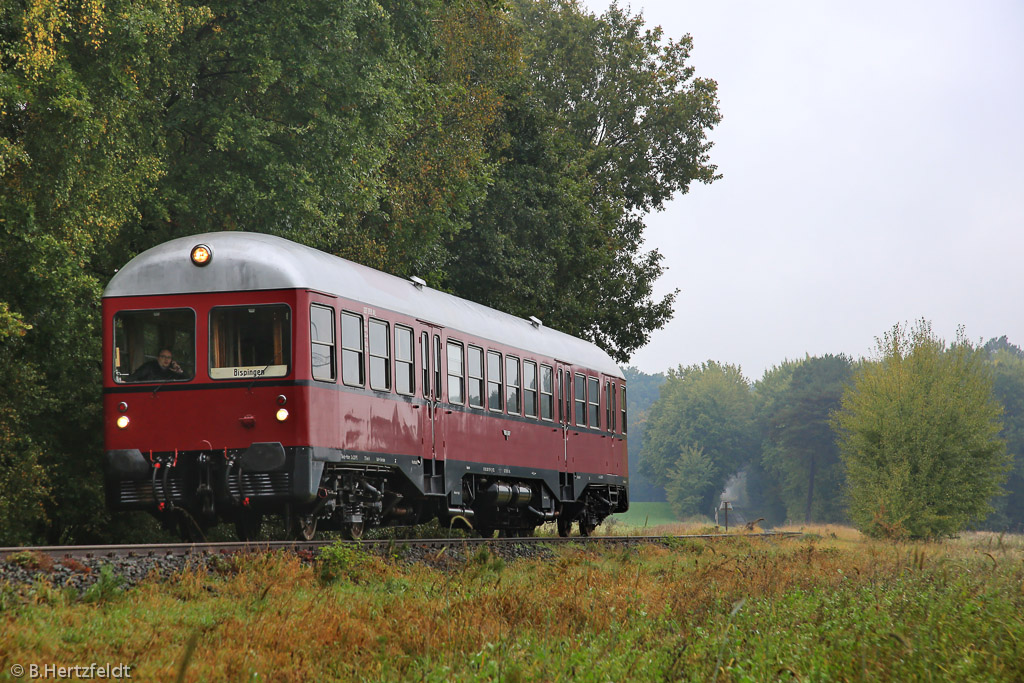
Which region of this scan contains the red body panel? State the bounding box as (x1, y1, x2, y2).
(104, 289, 627, 478)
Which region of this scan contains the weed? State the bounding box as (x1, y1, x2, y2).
(81, 565, 125, 603)
(7, 550, 54, 572)
(317, 542, 381, 585)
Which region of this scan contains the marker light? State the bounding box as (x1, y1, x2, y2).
(190, 244, 213, 266)
(116, 415, 130, 429)
(276, 408, 290, 422)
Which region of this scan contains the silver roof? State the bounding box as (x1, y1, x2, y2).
(104, 232, 623, 378)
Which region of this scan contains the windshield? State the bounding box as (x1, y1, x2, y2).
(210, 305, 291, 379)
(113, 309, 196, 383)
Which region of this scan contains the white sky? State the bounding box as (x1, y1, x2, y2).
(580, 0, 1024, 380)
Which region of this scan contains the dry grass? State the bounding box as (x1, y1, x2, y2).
(2, 532, 1023, 681)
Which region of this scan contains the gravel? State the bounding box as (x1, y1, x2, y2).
(0, 540, 565, 599)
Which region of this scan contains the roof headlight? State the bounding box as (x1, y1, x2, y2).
(190, 244, 213, 266)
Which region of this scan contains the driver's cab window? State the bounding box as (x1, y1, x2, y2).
(113, 309, 196, 383)
(210, 305, 291, 379)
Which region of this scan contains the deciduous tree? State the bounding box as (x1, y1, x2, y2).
(760, 355, 852, 524)
(444, 0, 721, 361)
(833, 321, 1009, 539)
(642, 362, 756, 519)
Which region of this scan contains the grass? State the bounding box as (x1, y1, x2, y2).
(2, 530, 1023, 681)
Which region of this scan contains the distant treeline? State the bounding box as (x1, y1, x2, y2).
(627, 326, 1021, 538)
(0, 0, 721, 544)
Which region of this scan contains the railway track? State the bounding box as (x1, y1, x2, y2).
(0, 531, 803, 561)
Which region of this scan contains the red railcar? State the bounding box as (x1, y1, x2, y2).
(103, 232, 628, 539)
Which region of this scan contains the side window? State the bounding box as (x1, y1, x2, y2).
(341, 312, 364, 387)
(523, 361, 538, 419)
(369, 318, 390, 391)
(574, 373, 587, 426)
(487, 350, 503, 412)
(588, 376, 600, 428)
(447, 340, 465, 405)
(468, 346, 484, 409)
(506, 356, 521, 415)
(421, 332, 429, 398)
(622, 385, 628, 434)
(310, 304, 336, 382)
(540, 365, 554, 421)
(395, 325, 414, 395)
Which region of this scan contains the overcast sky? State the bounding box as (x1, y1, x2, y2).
(580, 0, 1024, 380)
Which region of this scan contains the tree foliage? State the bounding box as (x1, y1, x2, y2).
(833, 321, 1009, 539)
(759, 354, 852, 524)
(981, 339, 1024, 530)
(642, 362, 756, 519)
(443, 0, 721, 362)
(0, 0, 716, 543)
(621, 366, 666, 502)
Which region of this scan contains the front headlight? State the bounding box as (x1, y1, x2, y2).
(275, 408, 289, 422)
(116, 415, 130, 429)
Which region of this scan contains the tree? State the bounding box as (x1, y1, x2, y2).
(981, 340, 1024, 530)
(759, 355, 852, 524)
(443, 0, 721, 362)
(621, 366, 666, 502)
(0, 0, 519, 543)
(642, 362, 757, 519)
(833, 321, 1009, 539)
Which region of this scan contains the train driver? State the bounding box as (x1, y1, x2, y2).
(127, 348, 185, 382)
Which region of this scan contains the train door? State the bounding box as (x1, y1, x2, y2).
(556, 362, 580, 469)
(418, 326, 446, 494)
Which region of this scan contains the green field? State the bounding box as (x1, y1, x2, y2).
(607, 501, 683, 530)
(3, 530, 1024, 681)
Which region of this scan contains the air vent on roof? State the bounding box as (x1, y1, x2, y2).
(409, 276, 426, 289)
(529, 316, 543, 328)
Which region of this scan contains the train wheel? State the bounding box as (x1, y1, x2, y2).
(341, 521, 365, 541)
(234, 511, 263, 542)
(290, 515, 317, 541)
(578, 519, 594, 537)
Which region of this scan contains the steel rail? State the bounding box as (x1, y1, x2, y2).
(0, 532, 803, 561)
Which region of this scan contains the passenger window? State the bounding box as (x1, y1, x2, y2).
(310, 304, 336, 382)
(506, 356, 521, 415)
(588, 376, 600, 428)
(574, 373, 587, 426)
(447, 340, 465, 405)
(369, 319, 391, 391)
(487, 351, 503, 412)
(523, 361, 538, 419)
(210, 305, 291, 380)
(395, 325, 414, 395)
(341, 312, 364, 387)
(540, 365, 554, 421)
(622, 385, 628, 434)
(468, 346, 484, 409)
